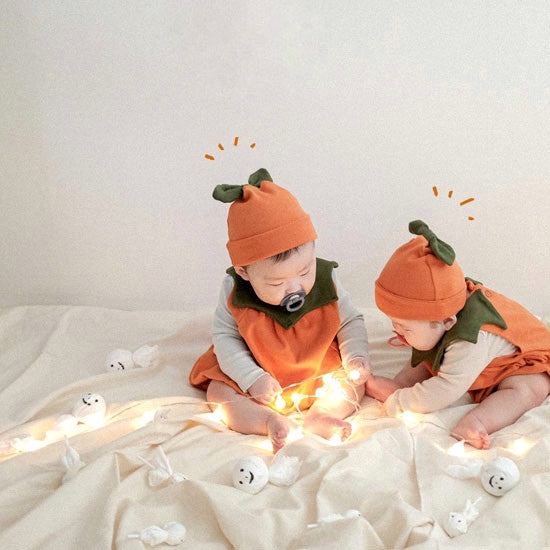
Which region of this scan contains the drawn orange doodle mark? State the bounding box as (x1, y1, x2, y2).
(204, 137, 256, 160)
(432, 186, 475, 221)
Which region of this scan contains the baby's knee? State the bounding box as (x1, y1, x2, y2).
(206, 380, 234, 403)
(502, 373, 550, 408)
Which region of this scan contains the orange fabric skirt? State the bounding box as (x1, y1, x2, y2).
(189, 341, 342, 415)
(468, 349, 550, 403)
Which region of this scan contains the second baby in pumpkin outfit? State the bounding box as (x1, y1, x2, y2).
(190, 169, 371, 452)
(366, 220, 550, 449)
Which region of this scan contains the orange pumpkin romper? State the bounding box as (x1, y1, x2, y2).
(420, 280, 550, 403)
(189, 261, 345, 414)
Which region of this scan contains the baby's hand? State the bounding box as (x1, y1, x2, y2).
(345, 357, 371, 385)
(248, 373, 282, 405)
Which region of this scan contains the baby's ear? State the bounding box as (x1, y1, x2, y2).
(234, 266, 249, 280)
(442, 315, 458, 331)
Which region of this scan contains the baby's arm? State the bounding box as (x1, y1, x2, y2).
(333, 271, 371, 383)
(365, 375, 402, 402)
(393, 360, 433, 387)
(382, 336, 497, 415)
(366, 361, 431, 402)
(212, 276, 275, 395)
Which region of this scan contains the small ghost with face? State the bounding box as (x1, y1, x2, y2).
(105, 345, 159, 371)
(232, 456, 270, 494)
(72, 392, 107, 427)
(446, 455, 520, 497)
(105, 348, 134, 371)
(480, 457, 520, 496)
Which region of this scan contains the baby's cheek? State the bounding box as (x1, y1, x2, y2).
(259, 290, 281, 306)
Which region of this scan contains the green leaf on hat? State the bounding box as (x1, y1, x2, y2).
(409, 220, 456, 265)
(212, 168, 272, 203)
(212, 184, 244, 203)
(248, 168, 272, 186)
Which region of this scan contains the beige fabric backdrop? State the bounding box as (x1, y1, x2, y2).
(1, 306, 549, 549)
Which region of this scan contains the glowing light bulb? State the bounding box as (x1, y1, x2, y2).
(332, 386, 348, 400)
(258, 439, 273, 451)
(11, 435, 45, 453)
(141, 409, 156, 424)
(448, 439, 466, 457)
(286, 427, 304, 443)
(274, 394, 286, 410)
(85, 416, 106, 430)
(348, 369, 361, 382)
(508, 437, 531, 456)
(133, 409, 156, 429)
(211, 405, 226, 425)
(315, 386, 327, 398)
(45, 429, 63, 442)
(291, 392, 304, 404)
(399, 410, 421, 428)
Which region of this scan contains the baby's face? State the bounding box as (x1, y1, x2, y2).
(236, 241, 316, 307)
(390, 318, 449, 350)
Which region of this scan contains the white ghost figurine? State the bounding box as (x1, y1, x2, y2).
(232, 456, 270, 494)
(480, 456, 520, 496)
(72, 392, 107, 427)
(446, 456, 520, 497)
(105, 344, 159, 371)
(127, 521, 186, 546)
(268, 454, 302, 486)
(138, 445, 189, 487)
(60, 435, 85, 482)
(444, 497, 482, 537)
(308, 509, 361, 528)
(163, 522, 187, 545)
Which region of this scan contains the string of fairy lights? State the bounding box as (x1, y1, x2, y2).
(0, 365, 539, 458)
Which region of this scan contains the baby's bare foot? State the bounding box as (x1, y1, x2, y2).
(267, 414, 294, 453)
(303, 412, 352, 442)
(452, 412, 491, 450)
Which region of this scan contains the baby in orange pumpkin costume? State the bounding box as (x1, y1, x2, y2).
(190, 169, 371, 452)
(366, 220, 550, 449)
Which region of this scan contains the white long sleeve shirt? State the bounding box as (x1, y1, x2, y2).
(211, 270, 369, 392)
(383, 330, 517, 416)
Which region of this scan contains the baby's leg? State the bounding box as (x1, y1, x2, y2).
(206, 380, 294, 453)
(303, 378, 365, 442)
(452, 372, 550, 449)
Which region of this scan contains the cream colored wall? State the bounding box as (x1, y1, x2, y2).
(2, 2, 549, 313)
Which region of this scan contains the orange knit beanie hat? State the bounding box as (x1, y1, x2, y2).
(213, 168, 317, 266)
(375, 220, 467, 321)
